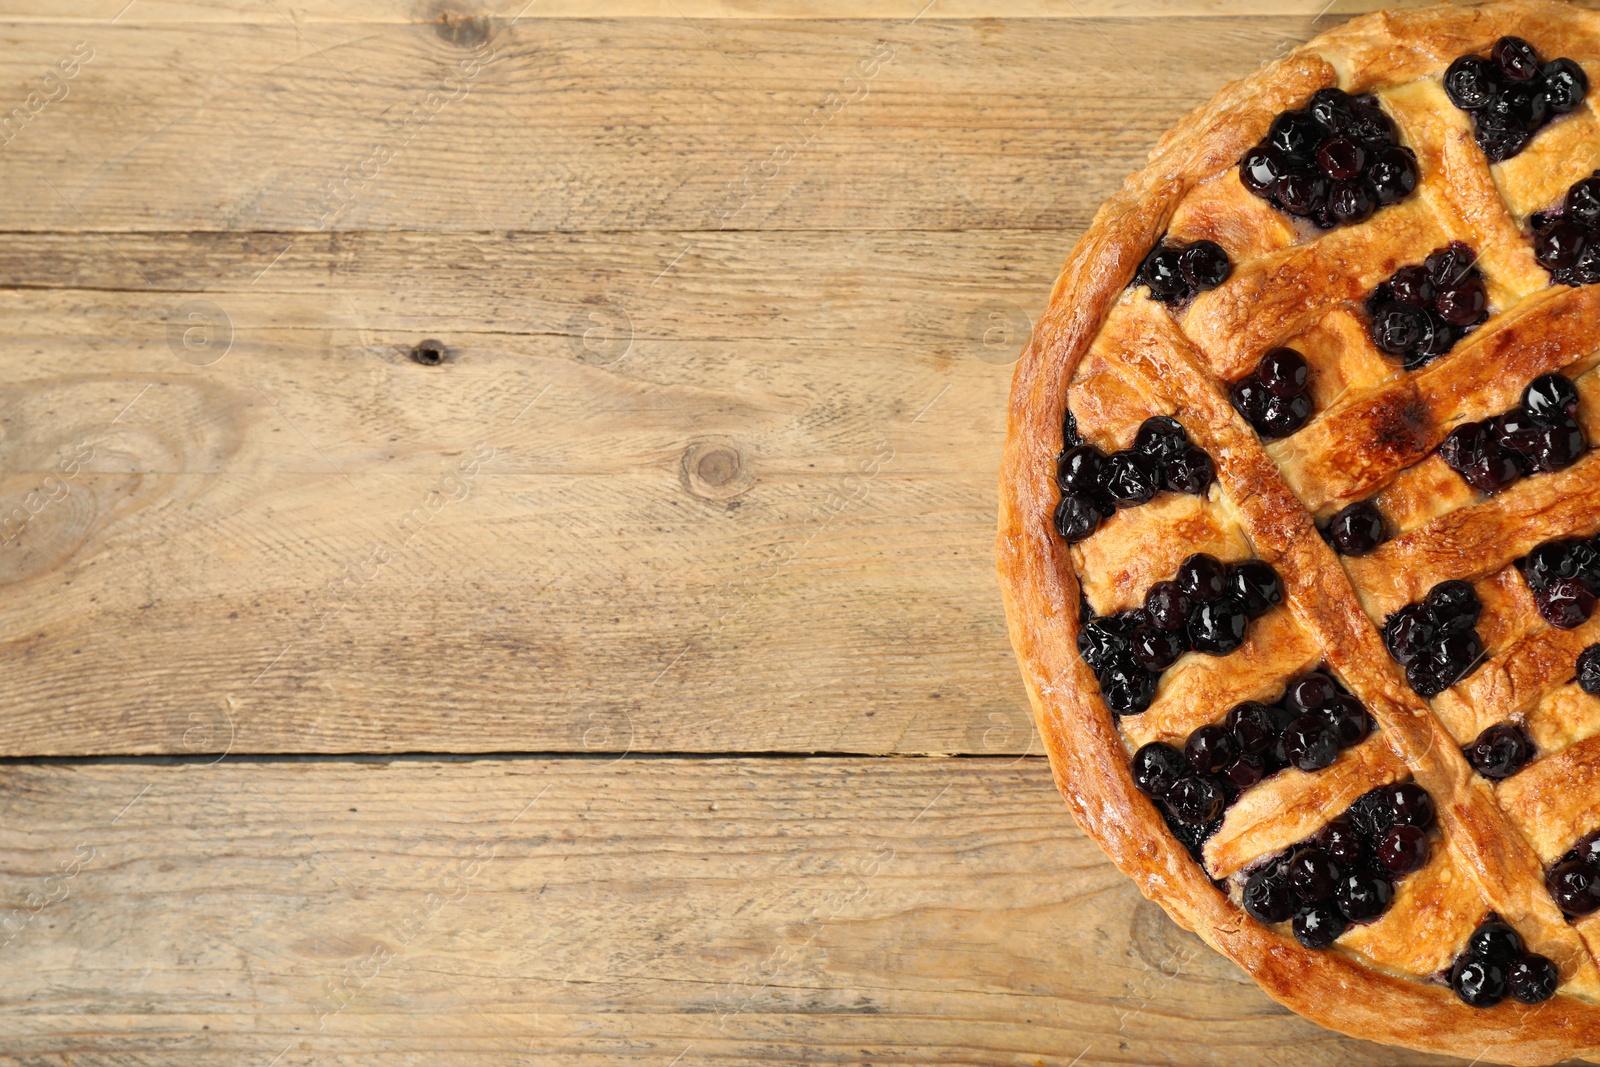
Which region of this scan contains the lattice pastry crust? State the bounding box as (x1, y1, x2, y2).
(996, 3, 1600, 1062)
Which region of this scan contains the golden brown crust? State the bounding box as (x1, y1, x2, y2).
(996, 3, 1600, 1062)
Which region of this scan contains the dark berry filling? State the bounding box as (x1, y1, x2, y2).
(1240, 781, 1435, 945)
(1137, 238, 1232, 306)
(1077, 553, 1283, 715)
(1052, 415, 1217, 544)
(1577, 643, 1600, 696)
(1382, 580, 1486, 697)
(1322, 501, 1388, 557)
(1534, 172, 1600, 286)
(1438, 374, 1586, 495)
(1444, 38, 1588, 163)
(1239, 88, 1417, 228)
(1366, 243, 1489, 370)
(1463, 722, 1534, 780)
(1516, 533, 1600, 630)
(1229, 346, 1314, 440)
(1447, 914, 1559, 1006)
(1549, 828, 1600, 919)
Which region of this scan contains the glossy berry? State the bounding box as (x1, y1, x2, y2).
(1577, 644, 1600, 696)
(1292, 903, 1347, 949)
(1426, 580, 1481, 633)
(1508, 954, 1560, 1004)
(1131, 741, 1188, 798)
(1568, 175, 1600, 228)
(1165, 775, 1224, 825)
(1239, 144, 1287, 196)
(1229, 375, 1268, 424)
(1062, 410, 1081, 450)
(1388, 265, 1434, 308)
(1227, 701, 1278, 756)
(1492, 36, 1540, 82)
(1141, 245, 1189, 302)
(1326, 501, 1386, 556)
(1281, 713, 1340, 772)
(1316, 818, 1366, 867)
(1268, 110, 1323, 161)
(1535, 220, 1587, 269)
(1335, 867, 1393, 922)
(1431, 629, 1485, 689)
(1078, 616, 1131, 672)
(1056, 492, 1107, 543)
(1426, 242, 1477, 289)
(1133, 416, 1188, 465)
(1466, 723, 1532, 779)
(1056, 444, 1106, 495)
(1275, 171, 1328, 217)
(1258, 347, 1308, 397)
(1537, 576, 1595, 629)
(1188, 597, 1249, 656)
(1478, 119, 1531, 163)
(1176, 554, 1228, 603)
(1383, 604, 1436, 666)
(1178, 241, 1231, 290)
(1316, 136, 1364, 180)
(1143, 581, 1192, 633)
(1164, 447, 1215, 495)
(1307, 87, 1353, 132)
(1543, 57, 1589, 113)
(1324, 694, 1371, 747)
(1445, 55, 1499, 110)
(1435, 277, 1488, 327)
(1131, 628, 1183, 672)
(1548, 858, 1600, 917)
(1220, 751, 1267, 792)
(1327, 179, 1375, 225)
(1258, 391, 1312, 439)
(1376, 824, 1430, 875)
(1347, 788, 1398, 841)
(1242, 864, 1295, 924)
(1104, 450, 1160, 507)
(1523, 539, 1575, 592)
(1371, 304, 1425, 355)
(1386, 782, 1436, 830)
(1452, 956, 1508, 1008)
(1100, 662, 1158, 715)
(1571, 828, 1600, 868)
(1466, 920, 1523, 967)
(1284, 673, 1336, 715)
(1367, 146, 1418, 205)
(1523, 374, 1580, 423)
(1287, 846, 1339, 902)
(1054, 494, 1103, 543)
(1227, 560, 1283, 617)
(1185, 724, 1238, 776)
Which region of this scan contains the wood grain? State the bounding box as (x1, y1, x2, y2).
(0, 757, 1485, 1066)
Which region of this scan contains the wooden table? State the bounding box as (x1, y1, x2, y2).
(0, 1, 1513, 1063)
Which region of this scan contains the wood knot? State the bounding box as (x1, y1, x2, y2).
(681, 439, 754, 503)
(433, 10, 491, 48)
(411, 339, 448, 366)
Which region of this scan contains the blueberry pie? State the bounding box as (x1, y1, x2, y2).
(996, 4, 1600, 1062)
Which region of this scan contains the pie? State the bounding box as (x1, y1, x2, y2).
(993, 3, 1600, 1063)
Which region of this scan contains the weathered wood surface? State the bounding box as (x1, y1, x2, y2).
(0, 758, 1486, 1066)
(0, 12, 1369, 755)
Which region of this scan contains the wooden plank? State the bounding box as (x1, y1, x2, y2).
(0, 17, 1322, 234)
(0, 228, 1051, 755)
(0, 756, 1473, 1065)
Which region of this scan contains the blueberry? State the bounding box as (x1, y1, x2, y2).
(1523, 374, 1580, 423)
(1383, 603, 1436, 666)
(1133, 416, 1188, 464)
(1056, 444, 1106, 495)
(1165, 774, 1224, 825)
(1281, 713, 1339, 772)
(1425, 580, 1481, 633)
(1367, 146, 1418, 205)
(1577, 644, 1600, 696)
(1385, 782, 1435, 830)
(1143, 581, 1192, 633)
(1185, 724, 1238, 776)
(1388, 264, 1435, 308)
(1258, 391, 1312, 439)
(1461, 444, 1522, 493)
(1054, 494, 1104, 542)
(1141, 245, 1190, 303)
(1477, 117, 1531, 162)
(1537, 576, 1596, 629)
(1286, 845, 1340, 902)
(1258, 347, 1308, 398)
(1243, 863, 1296, 924)
(1467, 920, 1524, 967)
(1486, 83, 1548, 130)
(1324, 694, 1371, 747)
(1406, 310, 1453, 366)
(1220, 751, 1267, 792)
(1535, 219, 1587, 271)
(1178, 240, 1231, 290)
(1131, 741, 1188, 798)
(1335, 867, 1394, 922)
(1523, 539, 1576, 592)
(1567, 175, 1600, 228)
(1062, 409, 1082, 449)
(1226, 560, 1283, 617)
(1292, 902, 1347, 949)
(1188, 597, 1249, 656)
(1530, 417, 1585, 473)
(1371, 303, 1425, 355)
(1548, 857, 1600, 917)
(1239, 143, 1288, 196)
(1104, 450, 1160, 507)
(1495, 407, 1546, 467)
(1452, 955, 1508, 1008)
(1445, 55, 1500, 110)
(1163, 809, 1222, 861)
(1507, 954, 1559, 1004)
(1435, 277, 1488, 327)
(1406, 658, 1450, 698)
(1326, 502, 1386, 556)
(1542, 57, 1588, 113)
(1099, 661, 1158, 715)
(1227, 701, 1278, 756)
(1316, 136, 1364, 180)
(1176, 553, 1228, 603)
(1284, 672, 1337, 715)
(1465, 723, 1532, 779)
(1431, 629, 1485, 688)
(1346, 103, 1395, 147)
(1268, 110, 1324, 162)
(1163, 447, 1215, 495)
(1316, 818, 1366, 867)
(1426, 242, 1477, 289)
(1347, 788, 1397, 841)
(1308, 87, 1353, 132)
(1492, 36, 1541, 83)
(1327, 179, 1376, 225)
(1572, 828, 1600, 868)
(1078, 616, 1132, 672)
(1130, 627, 1183, 672)
(1375, 824, 1430, 875)
(1229, 374, 1269, 424)
(1275, 171, 1329, 217)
